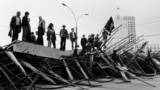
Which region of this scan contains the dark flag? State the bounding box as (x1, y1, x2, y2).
(104, 17, 115, 33)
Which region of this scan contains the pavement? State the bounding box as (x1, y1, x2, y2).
(29, 75, 160, 90)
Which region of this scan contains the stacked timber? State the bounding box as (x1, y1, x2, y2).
(0, 40, 159, 89)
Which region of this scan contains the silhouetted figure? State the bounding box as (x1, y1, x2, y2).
(30, 32, 36, 43)
(36, 16, 45, 45)
(88, 34, 95, 44)
(94, 34, 99, 48)
(47, 23, 56, 48)
(111, 50, 124, 66)
(60, 25, 68, 51)
(9, 11, 22, 42)
(81, 34, 87, 50)
(102, 29, 109, 41)
(88, 34, 95, 51)
(69, 28, 77, 50)
(80, 34, 88, 55)
(22, 11, 31, 42)
(111, 50, 131, 82)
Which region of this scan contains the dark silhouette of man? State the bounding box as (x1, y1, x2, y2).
(81, 34, 87, 50)
(36, 16, 45, 45)
(69, 28, 77, 50)
(30, 32, 36, 43)
(22, 11, 31, 42)
(111, 50, 131, 82)
(79, 34, 88, 55)
(9, 11, 22, 42)
(60, 25, 68, 51)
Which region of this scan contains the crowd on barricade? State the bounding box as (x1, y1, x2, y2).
(9, 11, 109, 51)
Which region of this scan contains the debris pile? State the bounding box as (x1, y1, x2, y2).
(1, 27, 160, 89)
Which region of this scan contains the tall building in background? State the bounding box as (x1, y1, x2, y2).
(113, 15, 136, 43)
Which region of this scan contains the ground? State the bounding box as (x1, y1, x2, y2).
(26, 75, 160, 90)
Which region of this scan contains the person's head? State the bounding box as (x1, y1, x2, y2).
(71, 28, 74, 32)
(31, 32, 34, 35)
(16, 11, 21, 17)
(82, 34, 85, 38)
(62, 25, 66, 29)
(91, 34, 95, 38)
(96, 34, 99, 37)
(39, 16, 42, 20)
(25, 11, 29, 17)
(113, 50, 117, 54)
(48, 23, 53, 29)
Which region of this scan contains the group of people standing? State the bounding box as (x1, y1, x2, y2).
(9, 11, 36, 43)
(8, 11, 81, 51)
(9, 11, 104, 52)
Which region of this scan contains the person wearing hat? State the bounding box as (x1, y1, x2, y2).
(59, 25, 68, 51)
(22, 11, 31, 42)
(9, 11, 22, 42)
(69, 28, 77, 50)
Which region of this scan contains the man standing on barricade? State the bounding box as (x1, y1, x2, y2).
(9, 11, 22, 42)
(60, 25, 68, 51)
(36, 16, 45, 45)
(69, 28, 77, 50)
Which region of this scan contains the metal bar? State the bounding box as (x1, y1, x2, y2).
(75, 59, 89, 79)
(62, 59, 74, 80)
(0, 66, 17, 90)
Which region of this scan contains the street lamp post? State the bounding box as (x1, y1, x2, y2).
(62, 3, 88, 50)
(76, 14, 89, 40)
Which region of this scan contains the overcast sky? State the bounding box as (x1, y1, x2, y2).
(0, 0, 160, 49)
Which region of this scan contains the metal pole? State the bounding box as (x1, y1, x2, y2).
(62, 3, 88, 50)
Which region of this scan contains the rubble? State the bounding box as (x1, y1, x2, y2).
(1, 28, 160, 89)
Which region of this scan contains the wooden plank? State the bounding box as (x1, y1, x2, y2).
(116, 65, 156, 87)
(0, 46, 27, 75)
(0, 66, 17, 90)
(75, 59, 89, 79)
(20, 60, 56, 85)
(47, 69, 71, 84)
(62, 59, 74, 80)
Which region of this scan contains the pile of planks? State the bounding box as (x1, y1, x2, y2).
(0, 38, 160, 89)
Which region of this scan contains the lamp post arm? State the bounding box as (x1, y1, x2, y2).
(65, 5, 77, 27)
(77, 14, 88, 27)
(64, 5, 78, 42)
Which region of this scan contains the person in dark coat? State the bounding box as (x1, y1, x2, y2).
(88, 34, 95, 51)
(47, 23, 56, 48)
(111, 50, 131, 82)
(59, 25, 68, 51)
(9, 11, 22, 42)
(81, 34, 87, 50)
(36, 16, 45, 45)
(111, 50, 124, 66)
(69, 28, 77, 50)
(30, 32, 36, 43)
(102, 30, 109, 40)
(94, 34, 102, 49)
(79, 34, 88, 55)
(22, 11, 31, 42)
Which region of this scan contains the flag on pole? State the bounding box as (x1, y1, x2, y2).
(104, 17, 115, 33)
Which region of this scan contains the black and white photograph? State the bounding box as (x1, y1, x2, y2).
(0, 0, 160, 90)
